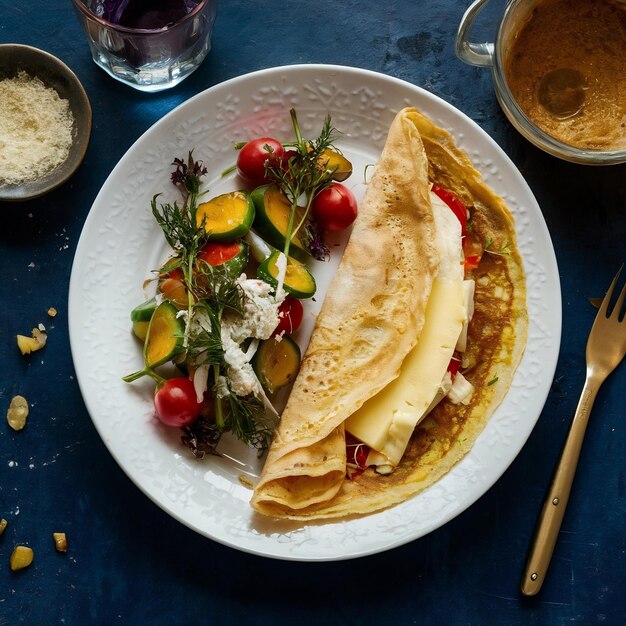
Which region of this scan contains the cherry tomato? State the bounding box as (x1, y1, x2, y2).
(237, 137, 284, 187)
(164, 267, 184, 281)
(159, 277, 188, 309)
(273, 296, 304, 336)
(197, 241, 241, 266)
(431, 184, 468, 236)
(154, 377, 202, 428)
(311, 183, 358, 231)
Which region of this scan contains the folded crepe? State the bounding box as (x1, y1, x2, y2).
(251, 107, 527, 520)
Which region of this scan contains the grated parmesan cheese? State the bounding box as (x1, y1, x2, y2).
(0, 72, 74, 185)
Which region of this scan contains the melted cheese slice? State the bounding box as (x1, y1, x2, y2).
(345, 192, 466, 466)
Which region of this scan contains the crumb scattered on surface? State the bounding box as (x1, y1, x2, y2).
(7, 395, 29, 431)
(17, 327, 47, 355)
(47, 307, 57, 317)
(9, 546, 34, 571)
(0, 519, 7, 535)
(53, 533, 68, 553)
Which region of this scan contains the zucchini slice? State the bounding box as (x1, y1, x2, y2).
(253, 335, 301, 394)
(144, 301, 186, 368)
(250, 185, 308, 260)
(257, 250, 316, 299)
(131, 297, 158, 322)
(130, 297, 158, 341)
(123, 301, 186, 382)
(317, 148, 352, 181)
(196, 191, 254, 240)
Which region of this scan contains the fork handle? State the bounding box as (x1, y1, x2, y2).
(520, 376, 600, 596)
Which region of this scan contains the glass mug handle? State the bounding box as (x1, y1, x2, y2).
(455, 0, 495, 67)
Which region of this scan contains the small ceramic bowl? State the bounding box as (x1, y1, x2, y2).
(0, 44, 92, 201)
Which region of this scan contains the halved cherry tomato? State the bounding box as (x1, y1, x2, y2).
(273, 296, 304, 336)
(237, 137, 284, 187)
(311, 183, 358, 231)
(197, 241, 241, 266)
(159, 277, 188, 309)
(164, 267, 184, 281)
(154, 377, 202, 428)
(432, 184, 467, 236)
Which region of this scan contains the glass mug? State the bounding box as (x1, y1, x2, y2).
(72, 0, 217, 92)
(455, 0, 626, 165)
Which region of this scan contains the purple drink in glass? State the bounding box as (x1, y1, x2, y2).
(101, 0, 201, 30)
(72, 0, 217, 91)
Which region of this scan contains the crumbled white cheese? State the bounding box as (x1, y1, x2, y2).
(224, 275, 283, 343)
(213, 275, 286, 398)
(216, 375, 229, 400)
(220, 330, 262, 397)
(188, 273, 285, 402)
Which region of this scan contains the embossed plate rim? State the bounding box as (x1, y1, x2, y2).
(69, 64, 561, 561)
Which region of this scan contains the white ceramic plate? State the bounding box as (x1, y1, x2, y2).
(69, 64, 561, 561)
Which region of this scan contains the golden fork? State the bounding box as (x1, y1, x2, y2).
(521, 266, 626, 596)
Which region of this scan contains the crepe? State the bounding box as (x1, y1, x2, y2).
(251, 107, 527, 520)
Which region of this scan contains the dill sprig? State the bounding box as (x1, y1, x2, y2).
(265, 109, 338, 259)
(184, 303, 224, 364)
(152, 196, 205, 253)
(191, 260, 245, 312)
(181, 389, 272, 456)
(222, 386, 274, 453)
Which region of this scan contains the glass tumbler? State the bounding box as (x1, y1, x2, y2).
(71, 0, 218, 92)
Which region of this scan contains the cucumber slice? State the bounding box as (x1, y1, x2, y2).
(196, 191, 254, 240)
(257, 250, 316, 299)
(252, 335, 301, 394)
(250, 185, 308, 260)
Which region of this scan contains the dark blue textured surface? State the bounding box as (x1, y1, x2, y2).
(1, 1, 625, 624)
